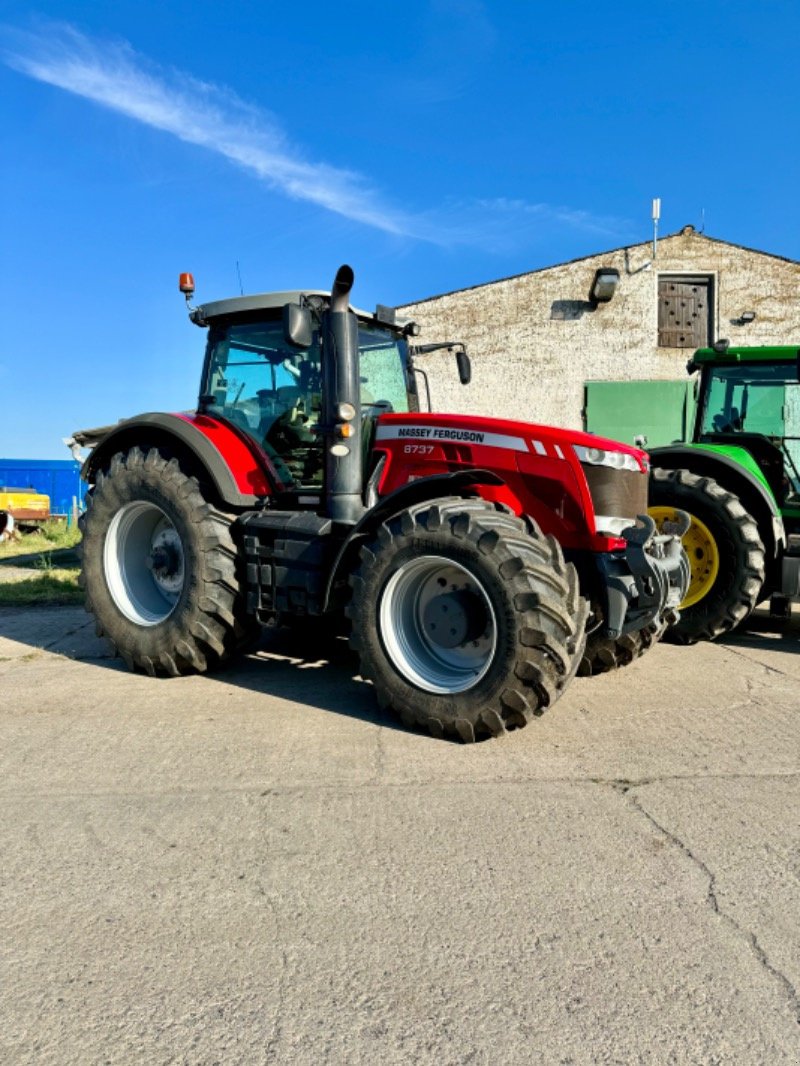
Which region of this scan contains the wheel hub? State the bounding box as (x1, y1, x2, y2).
(104, 501, 186, 626)
(378, 555, 497, 694)
(649, 505, 720, 609)
(422, 589, 488, 648)
(146, 529, 184, 595)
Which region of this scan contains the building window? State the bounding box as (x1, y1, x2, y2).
(658, 275, 713, 348)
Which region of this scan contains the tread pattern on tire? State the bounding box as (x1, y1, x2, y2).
(578, 615, 673, 677)
(346, 497, 589, 742)
(650, 467, 766, 644)
(79, 447, 258, 676)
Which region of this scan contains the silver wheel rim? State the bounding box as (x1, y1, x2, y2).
(104, 501, 185, 626)
(378, 555, 497, 694)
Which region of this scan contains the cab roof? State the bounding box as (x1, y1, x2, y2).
(689, 345, 800, 370)
(191, 290, 386, 327)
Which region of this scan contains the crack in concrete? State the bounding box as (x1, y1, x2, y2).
(0, 619, 97, 666)
(609, 780, 800, 1027)
(41, 619, 94, 652)
(258, 889, 288, 1062)
(263, 946, 288, 1061)
(372, 724, 386, 785)
(66, 654, 116, 662)
(3, 771, 800, 801)
(721, 643, 800, 681)
(591, 772, 800, 788)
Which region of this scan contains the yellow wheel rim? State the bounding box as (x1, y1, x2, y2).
(649, 506, 720, 609)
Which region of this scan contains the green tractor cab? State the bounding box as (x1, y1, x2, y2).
(648, 343, 800, 641)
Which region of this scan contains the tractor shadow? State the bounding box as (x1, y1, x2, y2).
(211, 626, 409, 733)
(718, 604, 800, 653)
(0, 606, 407, 734)
(0, 546, 80, 571)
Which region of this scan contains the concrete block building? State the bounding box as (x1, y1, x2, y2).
(397, 227, 800, 430)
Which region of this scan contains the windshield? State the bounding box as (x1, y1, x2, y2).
(700, 362, 800, 503)
(203, 315, 410, 488)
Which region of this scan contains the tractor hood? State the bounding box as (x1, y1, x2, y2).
(375, 413, 649, 469)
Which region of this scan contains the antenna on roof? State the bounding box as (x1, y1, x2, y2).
(651, 198, 661, 259)
(700, 207, 705, 234)
(236, 260, 244, 296)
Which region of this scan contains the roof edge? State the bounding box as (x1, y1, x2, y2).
(398, 228, 800, 309)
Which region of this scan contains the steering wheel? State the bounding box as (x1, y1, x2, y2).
(264, 404, 315, 452)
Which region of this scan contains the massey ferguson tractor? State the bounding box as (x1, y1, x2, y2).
(73, 266, 689, 741)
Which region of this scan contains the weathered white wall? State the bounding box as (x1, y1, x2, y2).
(397, 228, 800, 430)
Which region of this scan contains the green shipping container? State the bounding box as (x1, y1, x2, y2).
(583, 379, 697, 449)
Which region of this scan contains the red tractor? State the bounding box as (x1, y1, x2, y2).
(74, 266, 689, 741)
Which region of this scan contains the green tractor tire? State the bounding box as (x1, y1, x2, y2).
(649, 467, 766, 644)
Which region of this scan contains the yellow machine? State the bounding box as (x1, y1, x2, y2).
(0, 487, 51, 522)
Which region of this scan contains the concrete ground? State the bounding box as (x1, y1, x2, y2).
(1, 607, 799, 1065)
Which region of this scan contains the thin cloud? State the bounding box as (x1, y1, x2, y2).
(410, 197, 629, 254)
(2, 21, 629, 249)
(475, 197, 629, 240)
(2, 22, 411, 235)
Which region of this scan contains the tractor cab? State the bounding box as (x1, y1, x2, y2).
(691, 345, 800, 514)
(192, 293, 415, 492)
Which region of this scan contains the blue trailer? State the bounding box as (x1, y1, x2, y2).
(0, 458, 87, 517)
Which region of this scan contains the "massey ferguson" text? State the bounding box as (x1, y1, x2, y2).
(397, 427, 486, 443)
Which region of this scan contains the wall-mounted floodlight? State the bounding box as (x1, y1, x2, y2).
(589, 267, 620, 306)
(739, 311, 757, 323)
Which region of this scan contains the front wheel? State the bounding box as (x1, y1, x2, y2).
(80, 447, 258, 675)
(578, 616, 673, 677)
(347, 498, 589, 742)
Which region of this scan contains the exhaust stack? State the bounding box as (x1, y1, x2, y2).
(322, 265, 364, 525)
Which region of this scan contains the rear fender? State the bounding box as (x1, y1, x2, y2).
(80, 412, 274, 509)
(322, 469, 506, 611)
(650, 444, 785, 558)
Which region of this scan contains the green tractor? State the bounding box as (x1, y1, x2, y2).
(648, 343, 800, 643)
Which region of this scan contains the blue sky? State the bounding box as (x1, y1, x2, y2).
(2, 1, 798, 457)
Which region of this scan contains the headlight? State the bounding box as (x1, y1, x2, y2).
(574, 445, 642, 473)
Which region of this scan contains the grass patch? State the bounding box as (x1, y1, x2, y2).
(0, 522, 81, 560)
(0, 569, 84, 607)
(0, 522, 84, 604)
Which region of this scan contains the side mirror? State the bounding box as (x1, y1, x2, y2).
(283, 303, 313, 348)
(456, 349, 471, 385)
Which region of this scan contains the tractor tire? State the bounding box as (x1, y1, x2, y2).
(346, 498, 589, 742)
(649, 467, 766, 644)
(578, 615, 673, 677)
(79, 447, 258, 676)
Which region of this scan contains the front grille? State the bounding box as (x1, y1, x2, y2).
(581, 465, 648, 521)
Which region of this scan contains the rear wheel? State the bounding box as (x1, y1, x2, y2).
(649, 468, 766, 643)
(347, 498, 589, 742)
(80, 447, 258, 675)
